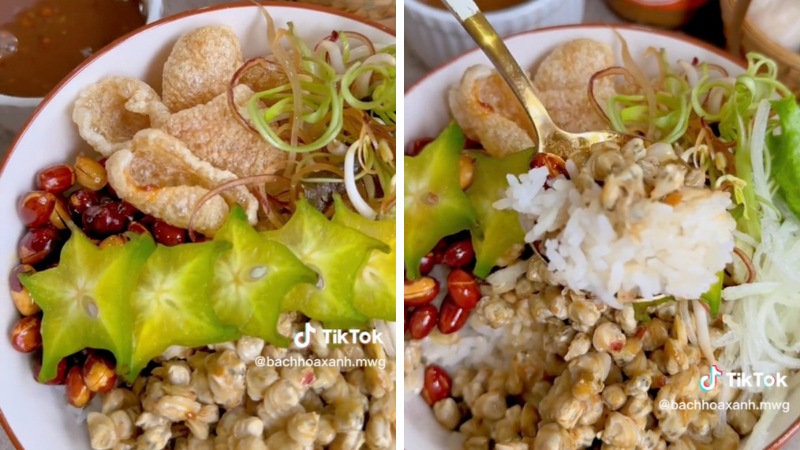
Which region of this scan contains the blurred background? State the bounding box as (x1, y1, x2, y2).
(405, 0, 800, 91)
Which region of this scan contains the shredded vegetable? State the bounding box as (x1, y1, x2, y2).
(591, 43, 800, 436)
(601, 48, 692, 143)
(592, 45, 794, 241)
(204, 8, 396, 227)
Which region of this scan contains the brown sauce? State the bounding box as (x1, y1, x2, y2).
(421, 0, 530, 13)
(0, 0, 146, 98)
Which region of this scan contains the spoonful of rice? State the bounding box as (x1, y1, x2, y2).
(439, 0, 637, 158)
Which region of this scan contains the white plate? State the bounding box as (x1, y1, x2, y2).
(403, 25, 800, 450)
(0, 3, 393, 448)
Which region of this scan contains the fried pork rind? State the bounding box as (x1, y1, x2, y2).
(532, 39, 617, 133)
(162, 84, 286, 179)
(448, 65, 535, 158)
(162, 26, 244, 112)
(106, 129, 258, 236)
(72, 77, 170, 157)
(238, 56, 289, 93)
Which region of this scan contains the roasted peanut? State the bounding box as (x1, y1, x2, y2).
(530, 152, 568, 179)
(66, 366, 94, 408)
(10, 314, 42, 353)
(447, 269, 481, 309)
(9, 264, 40, 316)
(422, 365, 451, 406)
(83, 352, 117, 393)
(75, 155, 107, 191)
(459, 154, 475, 190)
(404, 277, 439, 306)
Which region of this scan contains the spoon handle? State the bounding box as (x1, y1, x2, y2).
(440, 0, 554, 148)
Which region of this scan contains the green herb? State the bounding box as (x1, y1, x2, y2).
(247, 25, 396, 153)
(700, 271, 725, 318)
(607, 48, 691, 144)
(768, 97, 800, 220)
(693, 53, 792, 240)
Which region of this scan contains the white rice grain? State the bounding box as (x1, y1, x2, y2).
(496, 168, 736, 305)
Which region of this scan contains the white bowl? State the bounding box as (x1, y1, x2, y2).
(0, 3, 393, 448)
(404, 25, 800, 450)
(404, 0, 585, 69)
(0, 0, 165, 133)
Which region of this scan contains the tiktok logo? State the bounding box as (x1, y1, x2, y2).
(699, 365, 724, 392)
(293, 322, 317, 348)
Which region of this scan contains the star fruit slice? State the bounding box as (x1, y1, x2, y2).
(20, 229, 156, 382)
(211, 205, 317, 346)
(332, 195, 395, 321)
(266, 198, 388, 329)
(466, 148, 534, 278)
(404, 122, 477, 279)
(128, 240, 238, 380)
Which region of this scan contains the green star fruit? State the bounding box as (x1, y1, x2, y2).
(466, 148, 534, 278)
(266, 198, 388, 329)
(211, 206, 317, 347)
(404, 122, 477, 279)
(127, 240, 238, 381)
(332, 195, 395, 321)
(20, 228, 156, 382)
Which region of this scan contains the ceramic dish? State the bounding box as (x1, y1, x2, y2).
(0, 0, 164, 132)
(403, 25, 800, 450)
(404, 0, 584, 69)
(0, 3, 393, 448)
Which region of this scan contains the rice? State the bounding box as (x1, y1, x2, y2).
(420, 328, 504, 372)
(495, 166, 737, 305)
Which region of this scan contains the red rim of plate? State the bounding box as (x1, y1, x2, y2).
(404, 23, 798, 450)
(0, 2, 394, 449)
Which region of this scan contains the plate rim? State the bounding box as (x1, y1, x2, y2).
(403, 23, 800, 450)
(0, 2, 394, 448)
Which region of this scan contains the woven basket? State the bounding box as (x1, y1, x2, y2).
(292, 0, 395, 29)
(720, 0, 800, 94)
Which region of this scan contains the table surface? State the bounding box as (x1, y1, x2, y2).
(1, 0, 797, 449)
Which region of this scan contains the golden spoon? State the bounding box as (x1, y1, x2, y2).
(439, 0, 636, 157)
(442, 0, 673, 304)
